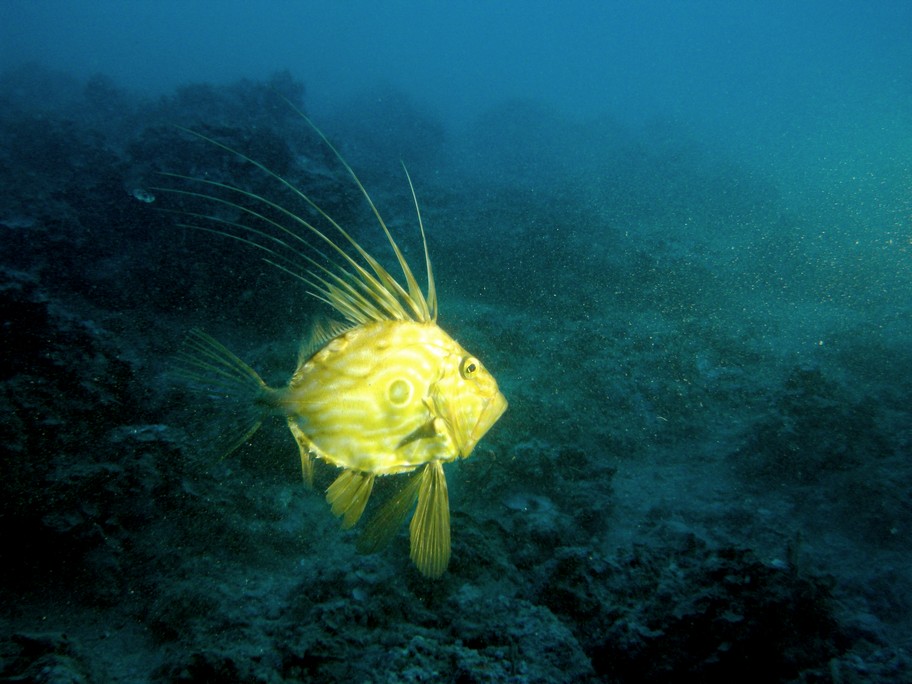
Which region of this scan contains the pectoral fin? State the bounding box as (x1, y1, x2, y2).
(409, 461, 451, 578)
(326, 469, 375, 529)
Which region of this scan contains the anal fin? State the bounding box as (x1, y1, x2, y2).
(326, 470, 376, 529)
(357, 469, 423, 555)
(409, 461, 451, 578)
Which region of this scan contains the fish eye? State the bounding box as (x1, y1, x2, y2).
(460, 357, 480, 379)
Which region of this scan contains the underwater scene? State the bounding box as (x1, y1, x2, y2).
(1, 2, 911, 682)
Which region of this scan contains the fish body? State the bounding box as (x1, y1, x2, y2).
(167, 113, 507, 578)
(280, 320, 505, 476)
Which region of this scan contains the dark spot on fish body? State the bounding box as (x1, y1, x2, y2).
(387, 378, 413, 406)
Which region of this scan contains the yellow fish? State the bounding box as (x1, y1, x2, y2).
(166, 116, 508, 578)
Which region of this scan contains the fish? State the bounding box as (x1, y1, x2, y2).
(161, 110, 508, 578)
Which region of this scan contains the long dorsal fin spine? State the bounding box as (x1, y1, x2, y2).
(155, 179, 409, 322)
(401, 163, 437, 322)
(271, 103, 436, 322)
(169, 211, 392, 325)
(155, 176, 409, 321)
(159, 120, 435, 325)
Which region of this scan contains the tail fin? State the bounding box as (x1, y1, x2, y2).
(173, 329, 270, 457)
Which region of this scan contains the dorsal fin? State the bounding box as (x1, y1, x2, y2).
(297, 318, 352, 366)
(153, 108, 438, 326)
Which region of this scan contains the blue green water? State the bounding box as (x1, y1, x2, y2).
(1, 2, 910, 681)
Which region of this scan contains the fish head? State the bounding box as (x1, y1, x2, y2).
(430, 338, 508, 459)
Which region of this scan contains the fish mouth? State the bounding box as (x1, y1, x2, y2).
(460, 391, 509, 458)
